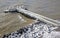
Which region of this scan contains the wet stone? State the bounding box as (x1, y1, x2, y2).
(17, 28, 25, 34)
(2, 21, 57, 38)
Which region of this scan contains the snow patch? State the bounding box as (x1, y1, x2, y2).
(18, 15, 26, 22)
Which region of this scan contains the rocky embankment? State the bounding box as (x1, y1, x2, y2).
(2, 21, 60, 38)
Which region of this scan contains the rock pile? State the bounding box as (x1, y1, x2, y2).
(2, 21, 58, 38)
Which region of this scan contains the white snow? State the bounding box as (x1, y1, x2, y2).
(18, 15, 26, 22)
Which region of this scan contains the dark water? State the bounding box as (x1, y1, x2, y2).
(24, 0, 60, 16)
(0, 0, 60, 18)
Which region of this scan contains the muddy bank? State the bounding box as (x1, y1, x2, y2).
(0, 0, 60, 38)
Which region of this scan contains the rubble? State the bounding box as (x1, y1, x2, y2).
(3, 21, 59, 38)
